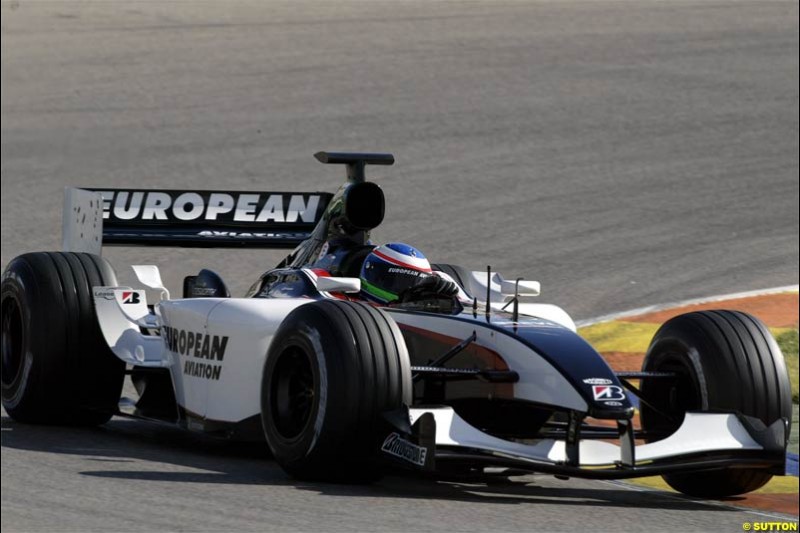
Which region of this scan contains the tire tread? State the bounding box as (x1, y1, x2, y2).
(261, 299, 411, 483)
(641, 309, 790, 498)
(1, 251, 124, 425)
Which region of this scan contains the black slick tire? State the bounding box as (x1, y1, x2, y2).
(260, 299, 411, 483)
(640, 310, 792, 497)
(1, 252, 125, 425)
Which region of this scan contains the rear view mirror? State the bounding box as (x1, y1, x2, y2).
(316, 276, 361, 293)
(499, 279, 540, 297)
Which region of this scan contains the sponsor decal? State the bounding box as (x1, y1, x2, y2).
(190, 287, 219, 296)
(162, 326, 229, 381)
(183, 360, 222, 381)
(387, 266, 426, 277)
(94, 289, 115, 300)
(162, 327, 228, 360)
(583, 377, 613, 385)
(121, 291, 141, 304)
(197, 230, 310, 240)
(92, 190, 324, 225)
(381, 433, 428, 467)
(603, 401, 623, 407)
(592, 385, 626, 401)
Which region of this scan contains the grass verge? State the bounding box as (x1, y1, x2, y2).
(776, 329, 798, 403)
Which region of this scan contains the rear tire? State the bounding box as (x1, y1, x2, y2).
(640, 310, 792, 497)
(1, 252, 125, 425)
(261, 300, 411, 483)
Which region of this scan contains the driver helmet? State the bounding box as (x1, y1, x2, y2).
(359, 243, 432, 303)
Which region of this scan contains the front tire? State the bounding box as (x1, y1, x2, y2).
(1, 252, 125, 425)
(640, 310, 792, 497)
(261, 300, 412, 483)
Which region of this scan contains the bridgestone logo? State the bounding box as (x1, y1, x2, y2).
(381, 433, 428, 467)
(162, 326, 228, 381)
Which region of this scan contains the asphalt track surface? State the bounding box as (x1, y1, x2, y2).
(1, 1, 798, 531)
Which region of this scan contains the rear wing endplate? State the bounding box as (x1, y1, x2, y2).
(62, 187, 332, 254)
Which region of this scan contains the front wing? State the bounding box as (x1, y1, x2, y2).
(382, 407, 787, 479)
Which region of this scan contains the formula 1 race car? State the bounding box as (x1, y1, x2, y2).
(1, 152, 792, 497)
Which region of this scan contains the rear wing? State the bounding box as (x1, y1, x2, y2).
(62, 187, 332, 254)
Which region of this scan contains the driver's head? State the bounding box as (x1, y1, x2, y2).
(359, 243, 432, 303)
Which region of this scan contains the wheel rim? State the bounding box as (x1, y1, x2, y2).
(1, 296, 24, 387)
(270, 346, 316, 440)
(641, 353, 701, 440)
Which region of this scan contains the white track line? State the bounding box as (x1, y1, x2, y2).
(576, 285, 799, 328)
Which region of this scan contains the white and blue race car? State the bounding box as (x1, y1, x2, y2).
(1, 152, 792, 497)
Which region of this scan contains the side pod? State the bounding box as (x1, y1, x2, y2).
(92, 287, 168, 367)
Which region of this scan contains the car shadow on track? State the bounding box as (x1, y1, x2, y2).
(1, 414, 733, 512)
